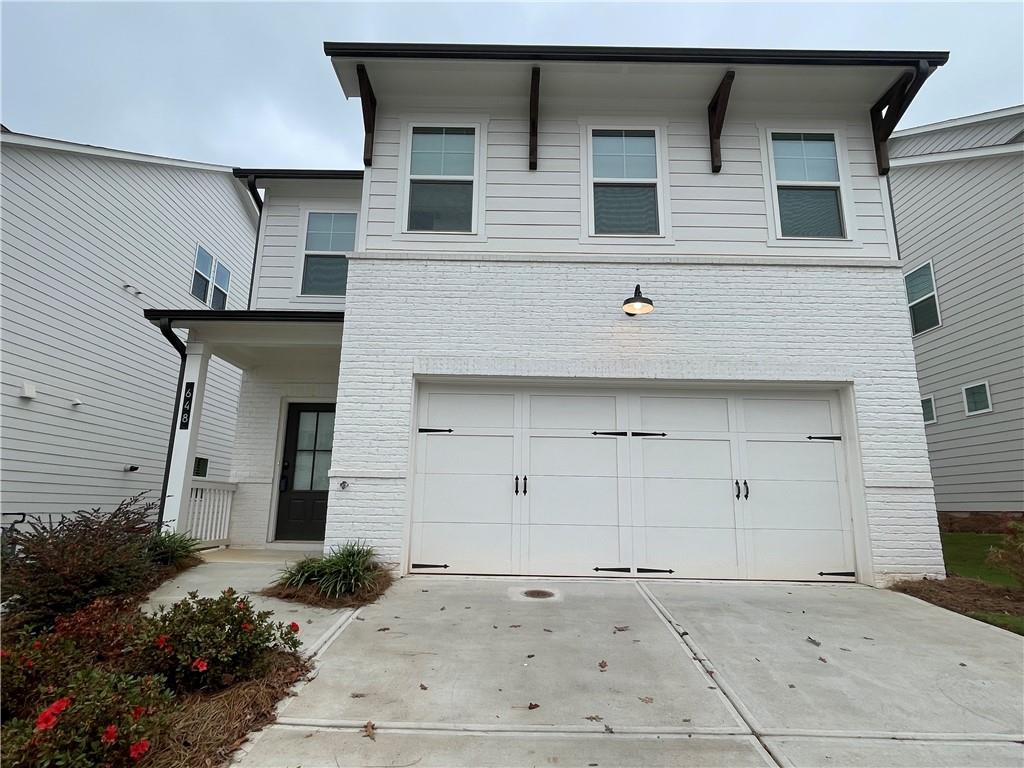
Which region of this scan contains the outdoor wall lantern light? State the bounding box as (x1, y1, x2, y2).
(623, 284, 654, 316)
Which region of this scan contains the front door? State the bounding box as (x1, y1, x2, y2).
(276, 403, 334, 541)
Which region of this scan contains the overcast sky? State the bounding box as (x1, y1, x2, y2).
(2, 2, 1021, 168)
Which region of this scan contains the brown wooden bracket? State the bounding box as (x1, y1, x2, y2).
(870, 60, 933, 175)
(707, 70, 735, 173)
(529, 67, 540, 170)
(356, 63, 377, 167)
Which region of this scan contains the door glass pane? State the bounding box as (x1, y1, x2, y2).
(408, 180, 473, 231)
(593, 183, 659, 234)
(297, 411, 317, 450)
(910, 296, 940, 334)
(301, 255, 348, 295)
(293, 450, 313, 490)
(777, 187, 843, 237)
(905, 264, 934, 303)
(316, 412, 335, 449)
(311, 450, 331, 490)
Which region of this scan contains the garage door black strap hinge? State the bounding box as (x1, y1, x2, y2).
(818, 571, 855, 577)
(592, 431, 627, 436)
(807, 435, 842, 441)
(637, 567, 675, 574)
(593, 566, 631, 573)
(418, 428, 454, 433)
(631, 431, 667, 437)
(411, 563, 450, 569)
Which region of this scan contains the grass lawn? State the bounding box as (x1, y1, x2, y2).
(941, 532, 1019, 587)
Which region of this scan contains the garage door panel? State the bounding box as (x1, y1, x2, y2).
(641, 439, 733, 478)
(742, 397, 833, 434)
(527, 525, 622, 574)
(745, 441, 837, 482)
(414, 522, 513, 574)
(747, 529, 850, 580)
(529, 436, 619, 476)
(746, 480, 843, 530)
(527, 476, 621, 526)
(529, 394, 617, 430)
(423, 392, 515, 429)
(642, 478, 738, 528)
(639, 396, 730, 432)
(640, 527, 741, 579)
(422, 435, 513, 475)
(419, 475, 513, 524)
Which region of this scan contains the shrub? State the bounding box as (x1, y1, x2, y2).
(0, 667, 169, 768)
(987, 522, 1024, 586)
(141, 589, 300, 692)
(147, 530, 201, 570)
(276, 541, 390, 600)
(1, 495, 158, 629)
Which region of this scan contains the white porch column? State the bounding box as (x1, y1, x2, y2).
(162, 342, 210, 531)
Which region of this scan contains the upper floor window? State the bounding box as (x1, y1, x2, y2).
(962, 381, 992, 416)
(302, 212, 355, 296)
(590, 129, 661, 235)
(904, 261, 941, 335)
(190, 245, 230, 310)
(920, 396, 936, 424)
(407, 126, 476, 233)
(770, 133, 844, 238)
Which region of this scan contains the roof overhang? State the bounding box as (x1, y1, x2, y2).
(230, 169, 364, 212)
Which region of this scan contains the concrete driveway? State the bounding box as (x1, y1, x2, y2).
(236, 577, 1023, 768)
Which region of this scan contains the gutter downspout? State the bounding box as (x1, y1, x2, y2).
(156, 317, 187, 529)
(245, 174, 262, 310)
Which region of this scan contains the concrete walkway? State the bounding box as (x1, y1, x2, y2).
(231, 577, 1023, 767)
(144, 548, 348, 653)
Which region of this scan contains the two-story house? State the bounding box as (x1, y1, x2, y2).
(889, 106, 1024, 530)
(1, 128, 257, 522)
(147, 43, 950, 586)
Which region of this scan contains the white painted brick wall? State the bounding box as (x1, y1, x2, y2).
(327, 256, 945, 585)
(228, 371, 337, 546)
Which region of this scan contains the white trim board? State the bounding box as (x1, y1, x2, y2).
(890, 143, 1023, 167)
(892, 104, 1024, 138)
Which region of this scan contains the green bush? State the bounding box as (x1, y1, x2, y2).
(147, 530, 201, 569)
(277, 541, 387, 600)
(141, 589, 300, 692)
(0, 667, 169, 768)
(1, 495, 157, 630)
(987, 522, 1024, 586)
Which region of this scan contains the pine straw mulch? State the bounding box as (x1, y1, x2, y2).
(892, 575, 1024, 617)
(259, 568, 394, 610)
(146, 650, 312, 768)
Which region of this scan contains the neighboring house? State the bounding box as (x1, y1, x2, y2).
(888, 106, 1024, 528)
(0, 129, 258, 520)
(148, 43, 950, 586)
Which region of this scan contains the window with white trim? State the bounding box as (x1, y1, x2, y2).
(962, 381, 992, 415)
(920, 396, 936, 424)
(770, 132, 845, 238)
(407, 126, 476, 232)
(190, 245, 230, 309)
(302, 212, 355, 296)
(904, 262, 941, 335)
(590, 129, 661, 235)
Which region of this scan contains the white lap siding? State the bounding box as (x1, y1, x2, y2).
(327, 256, 943, 586)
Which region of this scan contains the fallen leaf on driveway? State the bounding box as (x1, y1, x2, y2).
(604, 724, 614, 733)
(543, 628, 553, 633)
(440, 606, 446, 611)
(614, 625, 630, 633)
(509, 624, 521, 628)
(526, 654, 535, 659)
(350, 692, 367, 698)
(638, 696, 654, 704)
(818, 656, 828, 663)
(528, 702, 540, 710)
(362, 721, 376, 741)
(598, 660, 608, 672)
(788, 684, 796, 689)
(377, 627, 390, 632)
(584, 715, 603, 722)
(419, 683, 428, 690)
(806, 636, 821, 647)
(840, 647, 852, 652)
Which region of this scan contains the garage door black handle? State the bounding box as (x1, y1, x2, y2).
(523, 476, 527, 495)
(514, 475, 519, 495)
(735, 480, 741, 499)
(743, 480, 749, 499)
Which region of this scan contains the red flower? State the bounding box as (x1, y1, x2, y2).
(191, 658, 208, 672)
(101, 724, 118, 744)
(0, 649, 9, 658)
(241, 622, 252, 632)
(129, 739, 151, 760)
(32, 640, 42, 650)
(236, 600, 247, 611)
(49, 698, 71, 714)
(154, 634, 169, 649)
(289, 622, 300, 633)
(35, 710, 58, 731)
(131, 705, 146, 722)
(23, 658, 34, 669)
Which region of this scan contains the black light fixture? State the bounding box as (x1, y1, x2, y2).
(623, 284, 654, 316)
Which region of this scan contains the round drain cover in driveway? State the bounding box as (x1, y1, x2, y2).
(523, 589, 555, 599)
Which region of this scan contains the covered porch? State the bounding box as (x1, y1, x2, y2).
(144, 310, 343, 550)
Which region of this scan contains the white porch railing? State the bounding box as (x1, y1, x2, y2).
(185, 481, 236, 546)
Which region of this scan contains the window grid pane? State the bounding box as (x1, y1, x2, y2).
(306, 213, 356, 253)
(214, 263, 231, 292)
(408, 179, 473, 232)
(772, 133, 839, 182)
(302, 255, 348, 296)
(190, 272, 209, 303)
(411, 127, 475, 178)
(909, 296, 940, 335)
(211, 287, 227, 311)
(594, 183, 659, 235)
(592, 129, 657, 180)
(777, 187, 843, 238)
(194, 246, 213, 277)
(905, 264, 935, 304)
(965, 384, 990, 413)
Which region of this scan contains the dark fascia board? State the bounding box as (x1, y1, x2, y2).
(231, 168, 364, 181)
(323, 42, 949, 69)
(144, 309, 344, 326)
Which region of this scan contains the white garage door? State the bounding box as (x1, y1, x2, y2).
(411, 385, 856, 581)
